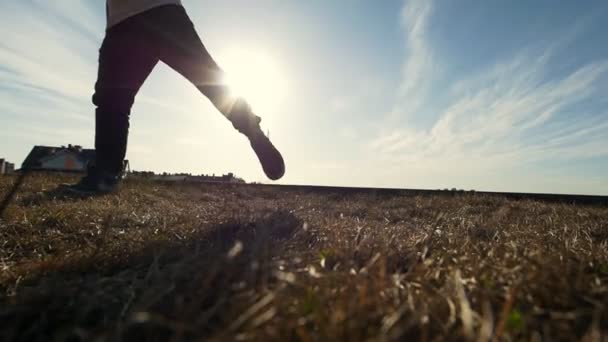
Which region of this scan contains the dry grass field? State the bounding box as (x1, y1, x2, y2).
(1, 173, 607, 341)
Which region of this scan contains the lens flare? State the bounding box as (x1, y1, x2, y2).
(219, 49, 286, 115)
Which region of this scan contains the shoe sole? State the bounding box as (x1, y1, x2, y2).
(251, 138, 285, 180)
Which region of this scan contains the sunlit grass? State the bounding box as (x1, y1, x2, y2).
(0, 173, 607, 340)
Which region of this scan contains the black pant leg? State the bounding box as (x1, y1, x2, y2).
(93, 18, 159, 174)
(139, 6, 258, 133)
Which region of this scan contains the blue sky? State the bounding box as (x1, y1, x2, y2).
(1, 0, 607, 195)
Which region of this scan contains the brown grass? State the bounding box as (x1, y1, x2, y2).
(1, 173, 607, 341)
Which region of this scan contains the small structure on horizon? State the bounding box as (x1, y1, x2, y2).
(131, 170, 245, 184)
(187, 172, 245, 184)
(21, 144, 95, 173)
(0, 158, 15, 175)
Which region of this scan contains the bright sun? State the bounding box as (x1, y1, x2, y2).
(218, 48, 286, 115)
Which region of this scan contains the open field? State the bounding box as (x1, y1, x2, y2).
(1, 173, 607, 341)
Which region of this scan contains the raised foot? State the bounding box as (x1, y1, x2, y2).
(248, 130, 285, 180)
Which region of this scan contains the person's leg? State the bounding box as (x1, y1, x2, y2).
(139, 5, 259, 133)
(136, 5, 285, 180)
(93, 18, 159, 177)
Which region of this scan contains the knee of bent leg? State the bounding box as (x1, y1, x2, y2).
(92, 87, 136, 114)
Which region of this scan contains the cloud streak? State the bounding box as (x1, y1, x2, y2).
(367, 0, 608, 194)
(392, 0, 436, 119)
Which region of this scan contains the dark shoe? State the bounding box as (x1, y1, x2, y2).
(62, 168, 120, 195)
(247, 129, 285, 180)
(229, 99, 285, 180)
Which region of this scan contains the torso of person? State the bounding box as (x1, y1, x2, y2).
(106, 0, 183, 28)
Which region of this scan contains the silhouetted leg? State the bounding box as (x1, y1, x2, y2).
(131, 5, 284, 180)
(93, 19, 159, 175)
(143, 5, 260, 134)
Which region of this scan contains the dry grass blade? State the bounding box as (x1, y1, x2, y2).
(455, 269, 475, 339)
(494, 287, 517, 342)
(477, 300, 494, 342)
(228, 293, 276, 332)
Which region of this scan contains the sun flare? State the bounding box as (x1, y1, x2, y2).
(219, 48, 286, 115)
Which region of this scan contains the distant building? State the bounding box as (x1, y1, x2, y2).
(0, 158, 15, 175)
(21, 145, 95, 173)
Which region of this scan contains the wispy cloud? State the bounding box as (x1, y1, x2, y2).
(0, 2, 101, 100)
(366, 0, 608, 193)
(392, 0, 436, 119)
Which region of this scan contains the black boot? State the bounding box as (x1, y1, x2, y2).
(229, 99, 285, 180)
(63, 108, 128, 194)
(63, 164, 120, 195)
